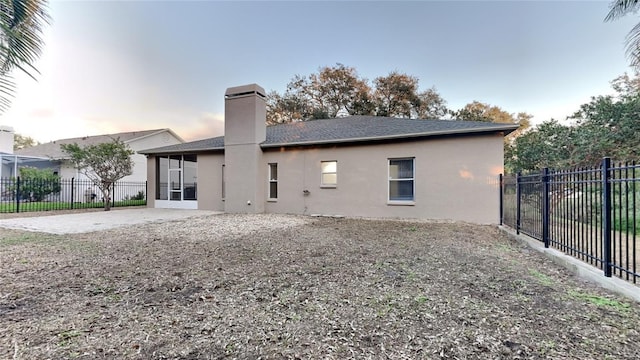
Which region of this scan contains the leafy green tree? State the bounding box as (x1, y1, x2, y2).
(266, 90, 312, 125)
(452, 101, 532, 141)
(568, 83, 640, 164)
(373, 71, 420, 118)
(505, 120, 577, 172)
(0, 0, 51, 113)
(414, 87, 449, 119)
(61, 138, 134, 211)
(506, 72, 640, 172)
(15, 166, 60, 201)
(13, 133, 38, 150)
(605, 0, 640, 69)
(268, 64, 373, 123)
(267, 65, 448, 123)
(451, 101, 494, 122)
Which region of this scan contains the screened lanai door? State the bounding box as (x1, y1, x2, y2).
(155, 155, 198, 209)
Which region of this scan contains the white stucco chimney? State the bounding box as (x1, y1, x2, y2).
(223, 84, 267, 213)
(0, 125, 15, 154)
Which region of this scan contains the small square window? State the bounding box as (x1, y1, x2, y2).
(321, 160, 337, 187)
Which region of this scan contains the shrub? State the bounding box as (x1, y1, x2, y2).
(15, 167, 61, 201)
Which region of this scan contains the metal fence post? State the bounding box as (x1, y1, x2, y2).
(516, 172, 521, 235)
(542, 168, 550, 248)
(145, 181, 148, 205)
(499, 174, 503, 226)
(602, 157, 612, 277)
(70, 177, 75, 210)
(112, 182, 115, 208)
(15, 176, 20, 213)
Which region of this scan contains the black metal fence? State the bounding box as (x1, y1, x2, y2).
(501, 158, 639, 284)
(0, 177, 147, 213)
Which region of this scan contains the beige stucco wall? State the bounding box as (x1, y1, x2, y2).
(197, 154, 225, 211)
(146, 133, 505, 224)
(146, 157, 156, 208)
(261, 134, 504, 224)
(224, 144, 265, 213)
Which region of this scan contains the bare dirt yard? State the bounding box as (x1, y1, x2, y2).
(1, 214, 639, 359)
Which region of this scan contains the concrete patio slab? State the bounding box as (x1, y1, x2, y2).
(0, 208, 221, 234)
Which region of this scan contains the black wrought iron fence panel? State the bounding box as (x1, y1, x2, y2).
(501, 158, 639, 284)
(0, 177, 147, 213)
(501, 174, 517, 229)
(548, 167, 603, 269)
(518, 172, 544, 240)
(610, 162, 639, 281)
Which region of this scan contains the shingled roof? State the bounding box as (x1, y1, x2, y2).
(141, 116, 519, 154)
(15, 129, 175, 159)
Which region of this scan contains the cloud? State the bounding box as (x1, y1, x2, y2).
(27, 107, 55, 119)
(177, 112, 224, 141)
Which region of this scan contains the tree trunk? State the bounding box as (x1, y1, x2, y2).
(102, 187, 111, 211)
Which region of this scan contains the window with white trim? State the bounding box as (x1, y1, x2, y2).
(268, 163, 278, 200)
(388, 158, 415, 202)
(320, 160, 337, 187)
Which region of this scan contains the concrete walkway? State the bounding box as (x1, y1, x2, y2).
(0, 208, 221, 234)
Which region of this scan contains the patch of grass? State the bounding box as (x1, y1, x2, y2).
(57, 330, 81, 347)
(496, 243, 514, 253)
(414, 295, 429, 304)
(568, 290, 630, 312)
(538, 339, 556, 355)
(0, 233, 54, 247)
(529, 269, 554, 286)
(406, 270, 417, 281)
(513, 292, 531, 303)
(0, 200, 146, 213)
(374, 293, 398, 317)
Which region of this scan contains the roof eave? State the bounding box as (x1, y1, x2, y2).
(261, 125, 519, 148)
(139, 147, 224, 155)
(126, 129, 186, 144)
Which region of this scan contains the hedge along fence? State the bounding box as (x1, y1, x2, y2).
(0, 177, 147, 213)
(501, 158, 640, 284)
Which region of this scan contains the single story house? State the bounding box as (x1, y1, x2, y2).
(141, 84, 518, 224)
(12, 128, 184, 182)
(2, 128, 183, 202)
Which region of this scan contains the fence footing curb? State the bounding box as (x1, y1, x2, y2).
(498, 225, 640, 303)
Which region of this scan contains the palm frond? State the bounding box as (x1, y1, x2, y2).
(626, 22, 640, 69)
(605, 0, 640, 21)
(0, 0, 50, 113)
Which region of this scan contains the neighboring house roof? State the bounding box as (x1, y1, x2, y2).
(141, 116, 519, 155)
(15, 129, 182, 159)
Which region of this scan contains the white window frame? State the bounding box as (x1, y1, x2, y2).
(154, 155, 198, 209)
(320, 160, 337, 188)
(388, 157, 415, 205)
(268, 163, 278, 201)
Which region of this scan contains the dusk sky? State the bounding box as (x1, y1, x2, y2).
(1, 0, 637, 143)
